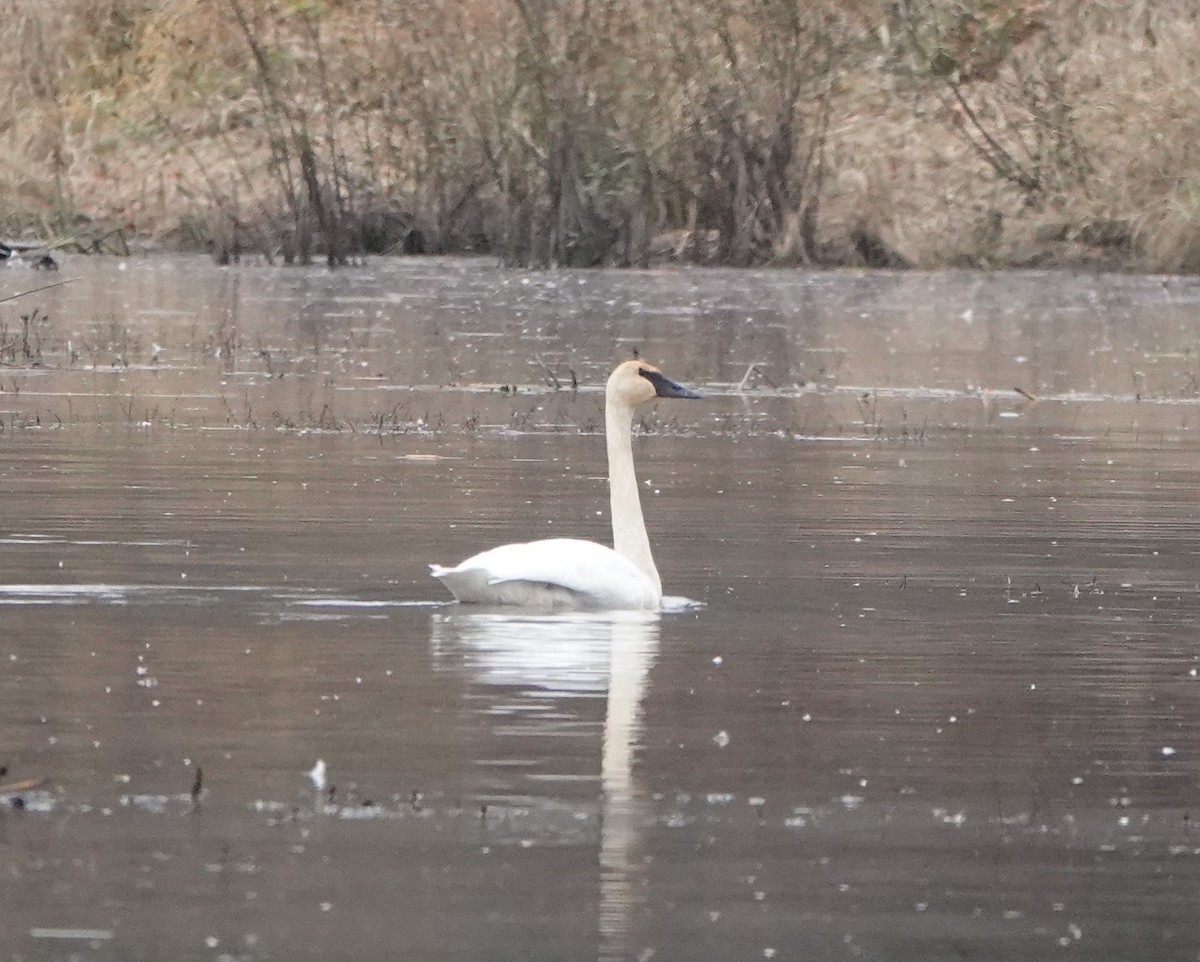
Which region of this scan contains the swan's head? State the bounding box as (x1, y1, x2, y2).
(608, 360, 702, 408)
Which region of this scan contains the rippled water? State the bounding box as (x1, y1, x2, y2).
(2, 257, 1199, 960)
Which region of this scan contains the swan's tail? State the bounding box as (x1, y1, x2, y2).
(430, 562, 488, 602)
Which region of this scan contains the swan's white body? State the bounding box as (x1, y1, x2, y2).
(431, 360, 699, 610)
(431, 538, 659, 610)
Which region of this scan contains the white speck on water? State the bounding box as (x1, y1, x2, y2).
(1161, 746, 1177, 757)
(205, 936, 219, 948)
(713, 730, 731, 748)
(840, 795, 864, 810)
(801, 713, 812, 722)
(320, 902, 332, 912)
(308, 759, 327, 791)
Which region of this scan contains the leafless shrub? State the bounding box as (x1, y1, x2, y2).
(6, 0, 1200, 271)
(892, 1, 1089, 203)
(654, 2, 846, 265)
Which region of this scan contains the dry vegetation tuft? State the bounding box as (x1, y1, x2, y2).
(2, 0, 1200, 271)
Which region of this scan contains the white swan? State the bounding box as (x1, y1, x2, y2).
(430, 360, 700, 610)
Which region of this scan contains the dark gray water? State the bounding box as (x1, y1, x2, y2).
(2, 257, 1199, 960)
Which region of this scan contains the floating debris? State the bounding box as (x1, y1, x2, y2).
(29, 929, 114, 941)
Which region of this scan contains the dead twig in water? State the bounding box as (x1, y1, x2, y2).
(533, 353, 561, 390)
(737, 362, 774, 392)
(1013, 386, 1037, 401)
(0, 278, 76, 307)
(531, 356, 577, 390)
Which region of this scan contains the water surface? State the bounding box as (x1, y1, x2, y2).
(2, 257, 1199, 960)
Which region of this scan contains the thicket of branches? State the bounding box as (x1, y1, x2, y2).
(2, 0, 1200, 271)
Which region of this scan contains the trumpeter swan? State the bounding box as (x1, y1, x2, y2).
(430, 360, 700, 609)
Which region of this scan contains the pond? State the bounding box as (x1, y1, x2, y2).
(1, 256, 1198, 960)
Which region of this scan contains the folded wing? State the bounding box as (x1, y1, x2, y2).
(431, 538, 660, 610)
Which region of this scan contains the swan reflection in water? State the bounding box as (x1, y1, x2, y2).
(429, 609, 659, 961)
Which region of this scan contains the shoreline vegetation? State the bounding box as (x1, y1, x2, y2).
(2, 1, 1199, 272)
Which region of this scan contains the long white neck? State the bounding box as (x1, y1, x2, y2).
(606, 397, 661, 594)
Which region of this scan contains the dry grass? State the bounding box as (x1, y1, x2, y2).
(1067, 16, 1200, 271)
(2, 0, 1200, 271)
